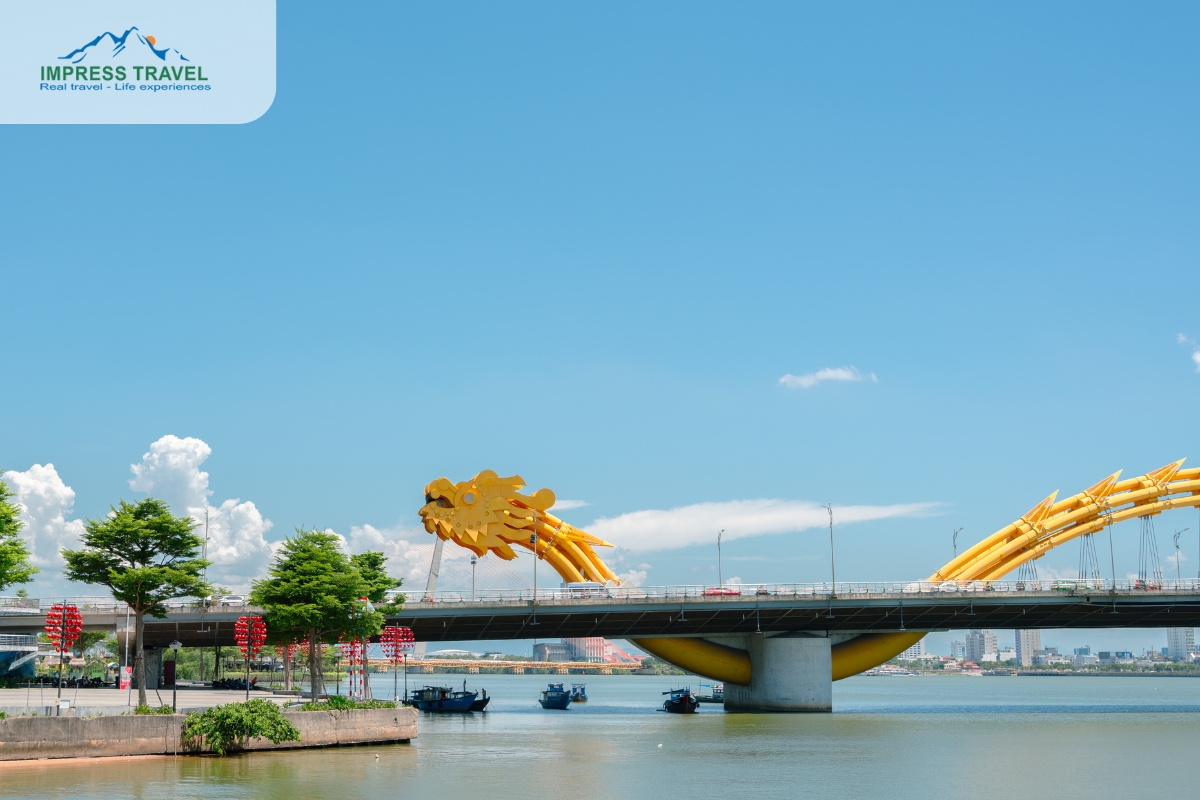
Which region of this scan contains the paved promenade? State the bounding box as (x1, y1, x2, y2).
(0, 686, 293, 715)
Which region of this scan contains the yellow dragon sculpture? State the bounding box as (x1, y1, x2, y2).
(420, 462, 1200, 685)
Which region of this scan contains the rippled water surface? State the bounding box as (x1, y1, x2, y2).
(4, 674, 1199, 799)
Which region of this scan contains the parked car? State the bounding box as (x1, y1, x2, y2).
(218, 594, 246, 607)
(703, 587, 741, 597)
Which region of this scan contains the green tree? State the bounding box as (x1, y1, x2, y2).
(350, 551, 402, 606)
(62, 498, 209, 707)
(0, 478, 38, 591)
(249, 528, 387, 699)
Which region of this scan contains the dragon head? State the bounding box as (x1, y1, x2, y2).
(419, 469, 619, 584)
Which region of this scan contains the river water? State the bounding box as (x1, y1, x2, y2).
(4, 674, 1199, 798)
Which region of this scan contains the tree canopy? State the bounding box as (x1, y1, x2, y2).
(0, 478, 38, 592)
(250, 528, 399, 697)
(62, 498, 209, 615)
(62, 497, 208, 706)
(350, 550, 402, 604)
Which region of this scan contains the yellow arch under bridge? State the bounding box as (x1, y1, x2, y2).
(420, 461, 1200, 686)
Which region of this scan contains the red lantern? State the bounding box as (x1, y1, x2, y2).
(234, 615, 267, 659)
(380, 626, 415, 663)
(44, 604, 83, 658)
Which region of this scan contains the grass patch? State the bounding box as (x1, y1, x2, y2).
(134, 704, 175, 715)
(298, 695, 397, 711)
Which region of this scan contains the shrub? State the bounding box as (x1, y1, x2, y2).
(299, 695, 396, 711)
(135, 704, 175, 715)
(181, 699, 301, 755)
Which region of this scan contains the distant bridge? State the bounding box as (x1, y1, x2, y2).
(4, 580, 1200, 648)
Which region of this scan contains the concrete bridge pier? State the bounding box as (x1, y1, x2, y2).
(722, 633, 832, 713)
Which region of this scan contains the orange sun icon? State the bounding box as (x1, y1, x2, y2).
(145, 35, 156, 46)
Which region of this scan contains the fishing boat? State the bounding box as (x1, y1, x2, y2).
(469, 688, 490, 711)
(662, 687, 699, 714)
(695, 683, 724, 703)
(407, 685, 478, 712)
(569, 683, 588, 702)
(539, 682, 572, 709)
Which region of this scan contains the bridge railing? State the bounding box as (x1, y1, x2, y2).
(6, 578, 1200, 613)
(416, 578, 1200, 604)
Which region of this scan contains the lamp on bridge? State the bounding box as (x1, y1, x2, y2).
(471, 554, 477, 602)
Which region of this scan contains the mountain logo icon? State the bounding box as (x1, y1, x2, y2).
(60, 26, 189, 65)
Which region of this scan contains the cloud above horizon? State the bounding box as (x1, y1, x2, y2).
(588, 498, 939, 553)
(1178, 333, 1200, 372)
(128, 435, 274, 590)
(779, 366, 878, 389)
(1, 463, 85, 576)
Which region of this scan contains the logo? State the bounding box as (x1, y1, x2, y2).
(40, 26, 211, 92)
(2, 0, 275, 125)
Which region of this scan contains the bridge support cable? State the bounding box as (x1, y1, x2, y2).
(1138, 515, 1163, 588)
(1077, 532, 1103, 586)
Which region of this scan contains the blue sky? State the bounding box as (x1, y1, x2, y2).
(3, 2, 1199, 655)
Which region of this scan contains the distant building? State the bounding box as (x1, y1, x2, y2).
(996, 647, 1017, 662)
(899, 640, 926, 660)
(1073, 646, 1091, 656)
(1015, 629, 1041, 667)
(1073, 654, 1099, 666)
(1167, 629, 1195, 661)
(562, 637, 606, 663)
(966, 630, 998, 663)
(533, 642, 573, 662)
(950, 641, 966, 659)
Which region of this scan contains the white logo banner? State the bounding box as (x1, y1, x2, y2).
(0, 0, 276, 124)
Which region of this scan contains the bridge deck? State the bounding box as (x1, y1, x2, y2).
(6, 583, 1200, 647)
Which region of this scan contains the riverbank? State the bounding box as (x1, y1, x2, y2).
(0, 707, 417, 761)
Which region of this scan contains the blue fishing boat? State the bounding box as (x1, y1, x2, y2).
(539, 682, 572, 709)
(408, 685, 478, 712)
(569, 683, 588, 702)
(662, 687, 699, 714)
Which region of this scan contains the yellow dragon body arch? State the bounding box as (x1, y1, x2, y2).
(420, 462, 1200, 685)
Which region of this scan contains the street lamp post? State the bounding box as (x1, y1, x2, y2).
(471, 555, 477, 601)
(717, 530, 725, 588)
(823, 505, 836, 597)
(1174, 528, 1190, 582)
(169, 640, 182, 712)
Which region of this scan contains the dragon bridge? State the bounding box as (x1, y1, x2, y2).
(420, 461, 1200, 686)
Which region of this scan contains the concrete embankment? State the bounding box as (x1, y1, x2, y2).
(0, 707, 417, 761)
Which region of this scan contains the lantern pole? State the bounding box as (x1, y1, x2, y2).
(56, 602, 67, 715)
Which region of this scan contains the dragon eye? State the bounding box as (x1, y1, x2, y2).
(463, 492, 476, 504)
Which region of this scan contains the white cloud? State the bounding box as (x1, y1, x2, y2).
(588, 498, 939, 553)
(334, 522, 533, 594)
(554, 499, 589, 511)
(779, 366, 878, 389)
(129, 435, 212, 514)
(1177, 334, 1200, 372)
(1, 464, 85, 571)
(616, 569, 647, 586)
(129, 435, 273, 592)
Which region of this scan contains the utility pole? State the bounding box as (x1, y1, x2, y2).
(953, 527, 963, 558)
(717, 530, 724, 587)
(471, 554, 477, 601)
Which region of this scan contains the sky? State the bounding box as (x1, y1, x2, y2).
(2, 2, 1199, 657)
